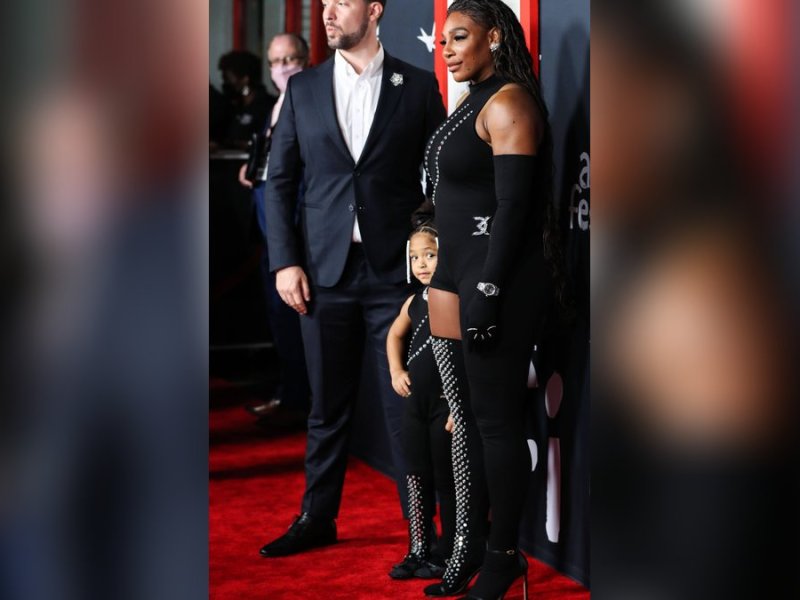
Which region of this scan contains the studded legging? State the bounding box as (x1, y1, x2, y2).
(431, 337, 489, 581)
(403, 291, 456, 558)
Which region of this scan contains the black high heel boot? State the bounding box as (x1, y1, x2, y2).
(465, 548, 529, 600)
(424, 339, 488, 597)
(423, 532, 484, 596)
(389, 474, 444, 580)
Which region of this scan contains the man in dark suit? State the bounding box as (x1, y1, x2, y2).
(259, 0, 445, 557)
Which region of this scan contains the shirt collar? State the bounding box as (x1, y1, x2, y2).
(335, 44, 384, 79)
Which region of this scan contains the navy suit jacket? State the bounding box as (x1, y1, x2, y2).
(264, 51, 446, 287)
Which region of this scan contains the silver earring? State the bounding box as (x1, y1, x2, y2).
(490, 42, 499, 53)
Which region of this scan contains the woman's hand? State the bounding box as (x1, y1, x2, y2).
(445, 414, 454, 433)
(465, 291, 499, 351)
(391, 370, 412, 397)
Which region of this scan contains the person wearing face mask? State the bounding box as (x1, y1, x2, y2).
(266, 34, 310, 134)
(238, 34, 310, 189)
(217, 50, 276, 150)
(239, 34, 312, 424)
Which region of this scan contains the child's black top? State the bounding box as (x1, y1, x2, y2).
(406, 289, 442, 398)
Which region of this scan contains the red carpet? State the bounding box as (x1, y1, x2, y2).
(210, 399, 589, 599)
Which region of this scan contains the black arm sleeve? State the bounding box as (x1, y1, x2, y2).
(480, 154, 543, 287)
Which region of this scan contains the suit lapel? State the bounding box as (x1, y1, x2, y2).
(314, 59, 355, 165)
(356, 53, 405, 167)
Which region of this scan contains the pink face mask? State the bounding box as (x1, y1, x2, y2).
(271, 63, 303, 93)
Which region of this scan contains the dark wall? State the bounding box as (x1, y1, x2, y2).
(525, 0, 590, 586)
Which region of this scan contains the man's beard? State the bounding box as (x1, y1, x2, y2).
(327, 16, 369, 50)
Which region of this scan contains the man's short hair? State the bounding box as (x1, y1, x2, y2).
(274, 33, 309, 62)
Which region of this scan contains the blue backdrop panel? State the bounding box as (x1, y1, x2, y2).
(379, 0, 436, 71)
(523, 0, 589, 586)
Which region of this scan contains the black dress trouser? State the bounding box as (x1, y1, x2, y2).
(299, 244, 409, 519)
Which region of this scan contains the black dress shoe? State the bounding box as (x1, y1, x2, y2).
(259, 513, 337, 557)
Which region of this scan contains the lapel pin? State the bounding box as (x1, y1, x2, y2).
(390, 73, 404, 87)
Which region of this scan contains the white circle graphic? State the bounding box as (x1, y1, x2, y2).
(527, 438, 538, 471)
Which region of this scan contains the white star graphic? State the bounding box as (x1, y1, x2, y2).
(417, 22, 436, 53)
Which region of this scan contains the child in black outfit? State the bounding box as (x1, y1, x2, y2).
(386, 223, 455, 580)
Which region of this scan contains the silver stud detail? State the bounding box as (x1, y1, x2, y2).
(406, 474, 428, 558)
(432, 337, 477, 587)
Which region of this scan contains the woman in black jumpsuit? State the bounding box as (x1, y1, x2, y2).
(423, 2, 553, 598)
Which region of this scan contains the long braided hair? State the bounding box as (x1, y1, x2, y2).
(447, 0, 569, 315)
(448, 0, 548, 122)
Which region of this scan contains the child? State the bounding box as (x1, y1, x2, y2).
(386, 222, 455, 580)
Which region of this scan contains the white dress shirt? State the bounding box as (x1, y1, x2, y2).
(333, 45, 384, 242)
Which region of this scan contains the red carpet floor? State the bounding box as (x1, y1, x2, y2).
(210, 398, 590, 599)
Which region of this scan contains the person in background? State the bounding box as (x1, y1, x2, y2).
(217, 50, 275, 150)
(238, 32, 311, 190)
(238, 33, 312, 421)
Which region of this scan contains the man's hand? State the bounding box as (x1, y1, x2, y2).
(238, 163, 253, 188)
(276, 266, 311, 315)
